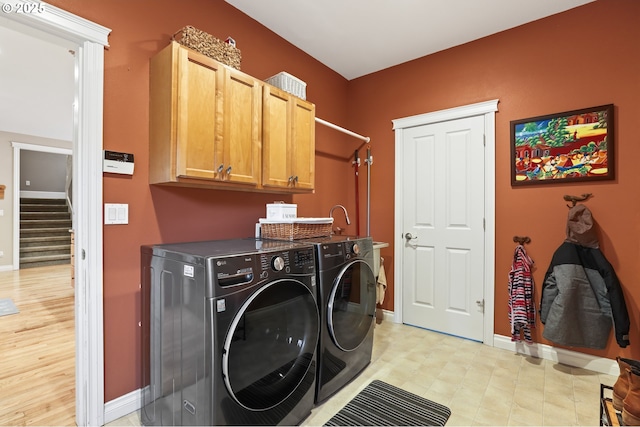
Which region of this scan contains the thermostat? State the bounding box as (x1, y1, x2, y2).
(103, 150, 134, 175)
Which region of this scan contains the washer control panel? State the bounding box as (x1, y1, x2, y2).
(258, 248, 315, 277)
(271, 256, 285, 271)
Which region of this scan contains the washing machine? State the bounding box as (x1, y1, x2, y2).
(140, 238, 319, 426)
(297, 235, 376, 404)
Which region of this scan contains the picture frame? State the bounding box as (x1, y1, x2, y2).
(510, 104, 614, 186)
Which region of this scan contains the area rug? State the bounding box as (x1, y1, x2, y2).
(324, 380, 451, 426)
(0, 298, 19, 317)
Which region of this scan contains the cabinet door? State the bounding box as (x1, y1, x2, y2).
(222, 68, 261, 185)
(262, 85, 293, 188)
(262, 86, 315, 192)
(290, 98, 315, 190)
(175, 48, 224, 180)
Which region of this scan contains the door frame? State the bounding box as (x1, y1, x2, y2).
(0, 2, 111, 426)
(392, 99, 498, 346)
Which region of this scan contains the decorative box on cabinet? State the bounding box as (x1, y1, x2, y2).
(262, 84, 315, 192)
(149, 41, 261, 190)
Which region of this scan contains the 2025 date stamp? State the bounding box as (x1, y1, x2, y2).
(1, 2, 46, 14)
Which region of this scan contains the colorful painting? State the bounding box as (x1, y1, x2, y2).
(510, 104, 614, 186)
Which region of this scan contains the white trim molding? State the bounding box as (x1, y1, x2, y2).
(104, 388, 142, 425)
(392, 99, 499, 347)
(494, 335, 618, 376)
(2, 3, 111, 426)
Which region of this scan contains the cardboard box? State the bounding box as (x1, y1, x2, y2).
(266, 203, 297, 220)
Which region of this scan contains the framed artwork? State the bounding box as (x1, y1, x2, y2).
(510, 104, 614, 186)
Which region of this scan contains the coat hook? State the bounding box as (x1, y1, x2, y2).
(563, 193, 593, 208)
(513, 236, 531, 245)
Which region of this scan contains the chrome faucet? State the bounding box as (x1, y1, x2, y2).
(329, 204, 351, 225)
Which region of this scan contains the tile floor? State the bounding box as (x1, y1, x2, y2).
(109, 320, 616, 426)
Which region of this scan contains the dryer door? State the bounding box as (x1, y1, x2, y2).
(222, 279, 319, 411)
(328, 259, 376, 351)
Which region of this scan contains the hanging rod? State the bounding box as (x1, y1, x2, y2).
(315, 117, 371, 143)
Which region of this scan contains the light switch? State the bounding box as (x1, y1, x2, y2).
(105, 203, 129, 225)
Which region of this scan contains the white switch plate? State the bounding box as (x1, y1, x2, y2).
(104, 203, 128, 225)
(0, 209, 3, 216)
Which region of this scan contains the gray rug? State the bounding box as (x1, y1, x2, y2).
(0, 298, 19, 317)
(325, 380, 451, 426)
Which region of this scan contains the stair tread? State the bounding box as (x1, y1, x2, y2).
(20, 254, 71, 262)
(21, 235, 71, 242)
(20, 198, 66, 204)
(21, 244, 71, 252)
(21, 219, 71, 222)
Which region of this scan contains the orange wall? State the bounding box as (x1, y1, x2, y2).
(347, 0, 640, 361)
(46, 0, 355, 401)
(44, 0, 640, 402)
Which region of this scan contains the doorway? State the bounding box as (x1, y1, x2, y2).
(392, 99, 498, 346)
(0, 5, 110, 426)
(12, 143, 72, 270)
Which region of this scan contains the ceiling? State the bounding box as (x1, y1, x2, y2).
(225, 0, 595, 80)
(0, 21, 74, 141)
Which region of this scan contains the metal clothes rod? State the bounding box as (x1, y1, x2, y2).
(315, 116, 373, 236)
(315, 117, 371, 143)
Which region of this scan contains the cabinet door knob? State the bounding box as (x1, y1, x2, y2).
(217, 164, 224, 173)
(293, 175, 299, 184)
(288, 175, 294, 184)
(226, 165, 232, 175)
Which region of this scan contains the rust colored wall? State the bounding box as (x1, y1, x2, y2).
(347, 0, 640, 361)
(46, 0, 353, 401)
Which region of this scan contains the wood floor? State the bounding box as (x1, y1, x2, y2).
(0, 264, 75, 426)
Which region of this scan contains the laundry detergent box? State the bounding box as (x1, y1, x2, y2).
(266, 202, 297, 220)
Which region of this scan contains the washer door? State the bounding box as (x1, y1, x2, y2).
(222, 279, 319, 411)
(328, 259, 376, 351)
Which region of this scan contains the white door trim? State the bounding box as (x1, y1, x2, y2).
(1, 2, 111, 426)
(11, 142, 72, 270)
(392, 99, 498, 346)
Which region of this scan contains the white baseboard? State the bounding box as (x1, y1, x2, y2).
(493, 334, 618, 376)
(0, 265, 14, 272)
(104, 388, 141, 425)
(19, 191, 65, 199)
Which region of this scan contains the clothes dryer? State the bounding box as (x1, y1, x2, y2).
(296, 235, 376, 404)
(141, 238, 319, 426)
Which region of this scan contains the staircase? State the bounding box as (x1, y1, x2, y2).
(20, 198, 72, 268)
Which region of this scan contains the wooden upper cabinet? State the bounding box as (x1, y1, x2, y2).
(149, 41, 313, 193)
(149, 42, 260, 188)
(262, 84, 315, 192)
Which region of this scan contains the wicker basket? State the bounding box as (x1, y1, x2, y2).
(260, 218, 333, 240)
(172, 25, 241, 70)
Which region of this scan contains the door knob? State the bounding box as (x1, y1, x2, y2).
(404, 233, 417, 242)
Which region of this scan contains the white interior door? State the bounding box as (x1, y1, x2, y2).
(400, 115, 485, 341)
